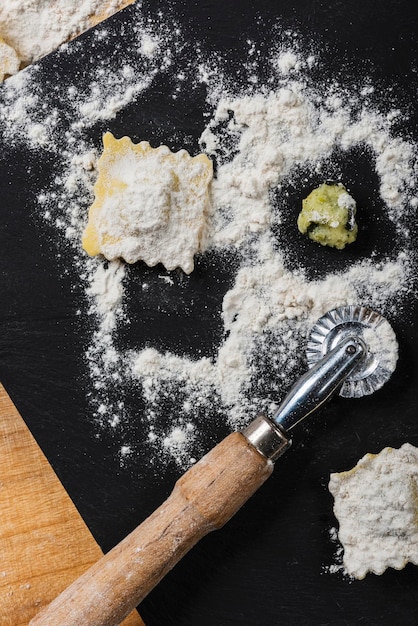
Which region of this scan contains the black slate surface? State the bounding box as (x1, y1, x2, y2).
(1, 1, 418, 624)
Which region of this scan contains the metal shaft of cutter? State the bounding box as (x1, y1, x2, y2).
(272, 335, 366, 432)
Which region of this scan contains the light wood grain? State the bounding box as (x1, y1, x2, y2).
(30, 432, 273, 626)
(0, 383, 144, 626)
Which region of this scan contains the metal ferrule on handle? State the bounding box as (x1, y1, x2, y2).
(242, 335, 366, 460)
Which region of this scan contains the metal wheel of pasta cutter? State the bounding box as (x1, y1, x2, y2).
(253, 303, 398, 445)
(30, 304, 399, 626)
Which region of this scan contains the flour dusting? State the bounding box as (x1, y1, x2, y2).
(0, 7, 417, 473)
(0, 0, 133, 68)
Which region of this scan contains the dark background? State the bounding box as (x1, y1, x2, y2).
(1, 1, 418, 624)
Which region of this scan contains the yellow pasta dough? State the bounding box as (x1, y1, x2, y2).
(82, 132, 213, 274)
(0, 36, 20, 81)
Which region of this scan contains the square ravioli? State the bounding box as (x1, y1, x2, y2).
(329, 443, 418, 579)
(82, 132, 213, 274)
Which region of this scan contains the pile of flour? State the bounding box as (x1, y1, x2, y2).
(0, 9, 417, 471)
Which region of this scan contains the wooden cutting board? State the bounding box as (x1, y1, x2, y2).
(0, 383, 144, 626)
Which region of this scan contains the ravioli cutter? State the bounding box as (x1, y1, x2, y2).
(30, 305, 398, 626)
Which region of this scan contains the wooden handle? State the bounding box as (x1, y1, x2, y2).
(29, 432, 273, 626)
(0, 383, 143, 626)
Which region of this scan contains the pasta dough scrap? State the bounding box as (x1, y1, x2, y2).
(82, 132, 213, 274)
(298, 182, 358, 249)
(329, 444, 418, 579)
(0, 36, 20, 81)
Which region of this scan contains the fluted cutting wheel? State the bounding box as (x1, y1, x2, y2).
(306, 305, 398, 398)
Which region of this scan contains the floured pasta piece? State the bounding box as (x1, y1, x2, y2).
(0, 36, 20, 81)
(329, 444, 418, 579)
(298, 183, 358, 249)
(82, 132, 213, 274)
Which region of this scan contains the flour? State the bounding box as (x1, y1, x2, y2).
(337, 192, 356, 211)
(362, 322, 398, 374)
(329, 444, 418, 579)
(86, 260, 125, 331)
(0, 10, 417, 471)
(201, 89, 416, 248)
(82, 133, 213, 273)
(0, 11, 177, 143)
(128, 76, 416, 437)
(0, 0, 133, 69)
(139, 33, 159, 58)
(162, 423, 197, 466)
(276, 51, 302, 75)
(131, 243, 408, 430)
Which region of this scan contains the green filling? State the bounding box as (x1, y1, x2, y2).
(297, 183, 358, 249)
